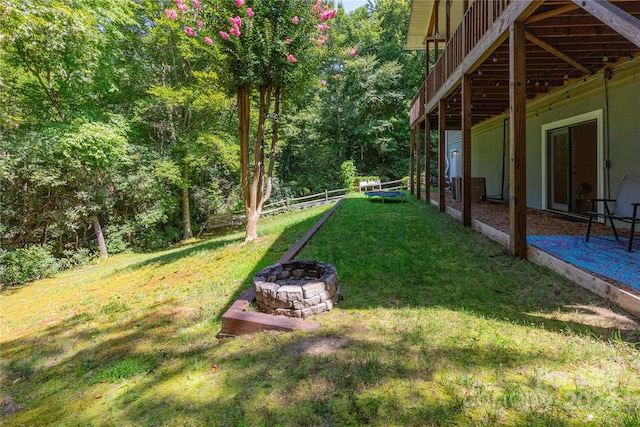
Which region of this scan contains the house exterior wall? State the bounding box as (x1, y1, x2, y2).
(470, 64, 640, 209)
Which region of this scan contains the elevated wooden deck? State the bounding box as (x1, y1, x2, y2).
(410, 0, 640, 128)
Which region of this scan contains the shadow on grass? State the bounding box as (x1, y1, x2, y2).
(2, 197, 639, 425)
(0, 206, 333, 423)
(298, 196, 640, 343)
(106, 235, 245, 277)
(0, 311, 584, 425)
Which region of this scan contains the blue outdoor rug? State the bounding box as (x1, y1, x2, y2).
(526, 235, 640, 290)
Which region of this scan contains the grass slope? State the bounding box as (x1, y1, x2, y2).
(1, 196, 639, 426)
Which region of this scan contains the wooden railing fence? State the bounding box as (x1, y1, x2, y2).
(198, 179, 409, 235)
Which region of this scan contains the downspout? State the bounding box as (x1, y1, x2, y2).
(603, 70, 612, 198)
(501, 117, 508, 200)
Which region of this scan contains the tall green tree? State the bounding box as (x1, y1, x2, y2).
(278, 0, 424, 190)
(0, 0, 136, 256)
(137, 7, 237, 240)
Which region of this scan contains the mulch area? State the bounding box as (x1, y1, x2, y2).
(428, 192, 629, 237)
(426, 192, 639, 299)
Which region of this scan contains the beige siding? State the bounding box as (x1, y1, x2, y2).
(471, 64, 640, 209)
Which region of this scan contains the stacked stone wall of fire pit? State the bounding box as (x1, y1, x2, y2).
(252, 260, 339, 318)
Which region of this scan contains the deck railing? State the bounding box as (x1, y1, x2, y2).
(411, 0, 512, 125)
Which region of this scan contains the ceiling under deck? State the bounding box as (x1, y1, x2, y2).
(415, 1, 640, 129)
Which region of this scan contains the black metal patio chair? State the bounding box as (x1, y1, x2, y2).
(586, 175, 640, 252)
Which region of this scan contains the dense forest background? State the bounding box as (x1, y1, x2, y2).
(0, 0, 424, 282)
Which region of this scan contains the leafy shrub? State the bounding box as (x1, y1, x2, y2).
(388, 158, 410, 180)
(104, 228, 130, 255)
(340, 160, 357, 190)
(137, 226, 180, 251)
(0, 245, 60, 287)
(60, 248, 95, 269)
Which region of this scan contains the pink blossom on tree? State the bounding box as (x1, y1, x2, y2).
(334, 73, 340, 79)
(312, 0, 324, 14)
(320, 9, 336, 22)
(166, 1, 340, 242)
(350, 48, 359, 56)
(165, 9, 178, 19)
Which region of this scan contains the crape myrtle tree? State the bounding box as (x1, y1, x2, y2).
(165, 0, 337, 241)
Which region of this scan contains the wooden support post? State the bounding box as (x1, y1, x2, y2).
(426, 39, 431, 76)
(446, 0, 451, 41)
(416, 124, 422, 200)
(509, 20, 527, 258)
(410, 127, 415, 195)
(424, 117, 431, 202)
(434, 0, 440, 62)
(462, 73, 472, 227)
(438, 99, 446, 212)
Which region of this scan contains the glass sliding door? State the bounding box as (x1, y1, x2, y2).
(547, 120, 597, 215)
(548, 128, 569, 211)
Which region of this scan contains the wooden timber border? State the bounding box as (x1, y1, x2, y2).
(430, 199, 640, 319)
(219, 199, 343, 338)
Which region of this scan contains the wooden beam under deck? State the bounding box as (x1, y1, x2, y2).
(424, 116, 431, 196)
(410, 127, 415, 195)
(438, 99, 447, 212)
(524, 31, 591, 74)
(461, 73, 472, 227)
(526, 3, 580, 24)
(509, 20, 527, 259)
(573, 0, 640, 49)
(416, 122, 422, 200)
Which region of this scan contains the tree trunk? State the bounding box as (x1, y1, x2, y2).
(261, 86, 281, 211)
(93, 217, 108, 259)
(181, 166, 193, 240)
(245, 208, 260, 243)
(237, 85, 253, 241)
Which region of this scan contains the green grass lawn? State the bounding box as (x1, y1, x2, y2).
(1, 195, 639, 426)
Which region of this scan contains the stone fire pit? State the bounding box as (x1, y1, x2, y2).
(252, 260, 339, 318)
